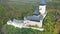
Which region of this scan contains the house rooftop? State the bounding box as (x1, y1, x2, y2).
(13, 19, 24, 23)
(33, 9, 40, 15)
(39, 0, 46, 5)
(26, 16, 42, 22)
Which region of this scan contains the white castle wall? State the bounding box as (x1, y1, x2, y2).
(24, 20, 42, 27)
(39, 5, 46, 15)
(7, 20, 24, 28)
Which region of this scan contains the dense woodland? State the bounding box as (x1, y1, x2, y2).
(0, 0, 60, 34)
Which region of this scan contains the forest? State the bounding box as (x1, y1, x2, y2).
(0, 0, 60, 34)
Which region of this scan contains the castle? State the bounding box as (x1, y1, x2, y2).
(7, 0, 47, 31)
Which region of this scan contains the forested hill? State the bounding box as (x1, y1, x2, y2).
(0, 0, 60, 34)
(0, 0, 47, 26)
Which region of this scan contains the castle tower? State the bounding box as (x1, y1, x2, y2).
(33, 9, 40, 16)
(39, 0, 46, 15)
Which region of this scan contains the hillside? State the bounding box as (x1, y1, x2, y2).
(0, 0, 60, 34)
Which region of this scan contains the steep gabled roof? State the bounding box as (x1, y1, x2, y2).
(26, 16, 42, 22)
(39, 0, 46, 5)
(13, 19, 23, 23)
(33, 9, 40, 15)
